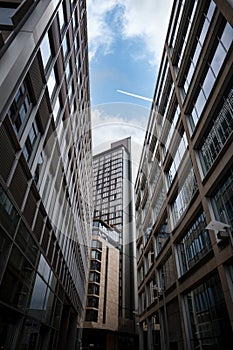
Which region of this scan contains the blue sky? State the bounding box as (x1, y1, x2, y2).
(86, 0, 172, 174)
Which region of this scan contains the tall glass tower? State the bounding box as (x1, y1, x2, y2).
(92, 138, 138, 348)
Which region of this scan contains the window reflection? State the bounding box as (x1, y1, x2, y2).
(0, 184, 19, 236)
(40, 32, 51, 69)
(190, 22, 233, 131)
(184, 273, 232, 348)
(212, 167, 233, 228)
(38, 255, 51, 282)
(47, 68, 56, 98)
(58, 3, 65, 31)
(211, 41, 226, 77)
(199, 88, 233, 174)
(221, 23, 233, 51)
(29, 274, 47, 317)
(53, 96, 61, 123)
(0, 246, 35, 310)
(16, 221, 39, 266)
(176, 213, 211, 276)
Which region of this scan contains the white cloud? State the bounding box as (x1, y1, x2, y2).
(87, 0, 122, 60)
(87, 0, 173, 65)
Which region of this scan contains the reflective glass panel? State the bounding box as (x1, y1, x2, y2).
(40, 32, 51, 69)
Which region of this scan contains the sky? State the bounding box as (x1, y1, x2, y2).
(86, 0, 173, 179)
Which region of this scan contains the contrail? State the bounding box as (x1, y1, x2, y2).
(117, 89, 153, 102)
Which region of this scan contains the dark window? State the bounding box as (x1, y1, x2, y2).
(90, 260, 101, 272)
(0, 185, 19, 236)
(0, 227, 12, 281)
(89, 272, 100, 283)
(87, 296, 99, 308)
(85, 309, 98, 322)
(15, 221, 39, 267)
(8, 82, 32, 134)
(88, 283, 100, 295)
(23, 120, 40, 163)
(0, 246, 35, 309)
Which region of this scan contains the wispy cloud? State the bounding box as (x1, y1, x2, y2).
(87, 0, 172, 65)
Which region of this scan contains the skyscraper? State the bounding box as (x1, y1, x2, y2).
(91, 137, 138, 348)
(135, 0, 233, 349)
(0, 1, 92, 349)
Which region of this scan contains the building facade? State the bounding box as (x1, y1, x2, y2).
(92, 138, 138, 348)
(135, 0, 233, 349)
(82, 220, 120, 349)
(0, 1, 92, 349)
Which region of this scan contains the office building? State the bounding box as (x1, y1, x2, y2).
(0, 1, 92, 349)
(82, 219, 120, 349)
(92, 138, 138, 348)
(135, 0, 233, 349)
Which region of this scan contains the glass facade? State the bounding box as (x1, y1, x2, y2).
(135, 1, 233, 349)
(171, 167, 198, 228)
(211, 167, 233, 228)
(176, 212, 212, 276)
(184, 273, 232, 349)
(93, 149, 124, 231)
(0, 1, 92, 349)
(199, 88, 233, 175)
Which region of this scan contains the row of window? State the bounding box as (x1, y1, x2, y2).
(140, 272, 232, 348)
(199, 88, 233, 175)
(190, 22, 233, 132)
(0, 177, 84, 314)
(85, 240, 103, 323)
(0, 215, 63, 330)
(139, 165, 233, 288)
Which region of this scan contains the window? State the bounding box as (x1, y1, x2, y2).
(16, 221, 39, 267)
(171, 167, 198, 227)
(176, 212, 211, 276)
(155, 219, 169, 256)
(0, 227, 12, 282)
(53, 95, 61, 123)
(199, 88, 233, 174)
(40, 32, 52, 69)
(38, 255, 51, 283)
(158, 254, 176, 290)
(184, 1, 216, 96)
(89, 271, 100, 283)
(184, 273, 232, 349)
(65, 61, 71, 82)
(90, 260, 101, 272)
(29, 274, 47, 313)
(212, 168, 233, 228)
(0, 4, 17, 26)
(8, 83, 32, 134)
(62, 34, 69, 59)
(92, 240, 102, 249)
(23, 120, 40, 163)
(87, 296, 99, 308)
(47, 67, 56, 98)
(88, 283, 100, 295)
(58, 2, 65, 31)
(85, 309, 98, 322)
(0, 246, 35, 309)
(166, 130, 188, 187)
(0, 185, 19, 236)
(190, 22, 233, 131)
